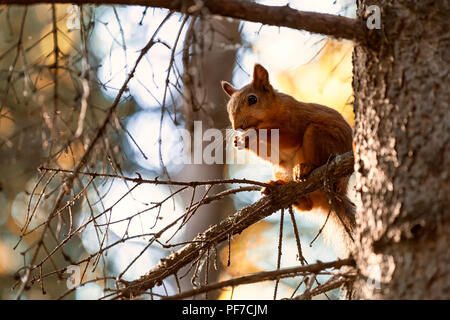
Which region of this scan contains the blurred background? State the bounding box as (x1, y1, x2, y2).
(0, 0, 356, 300)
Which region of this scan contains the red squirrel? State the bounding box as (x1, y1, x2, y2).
(221, 64, 355, 251)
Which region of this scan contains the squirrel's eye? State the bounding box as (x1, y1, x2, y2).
(248, 95, 257, 106)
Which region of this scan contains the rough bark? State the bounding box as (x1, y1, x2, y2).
(352, 0, 450, 299)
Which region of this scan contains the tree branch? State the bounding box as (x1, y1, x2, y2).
(293, 275, 352, 300)
(162, 258, 355, 300)
(115, 151, 355, 299)
(0, 0, 367, 43)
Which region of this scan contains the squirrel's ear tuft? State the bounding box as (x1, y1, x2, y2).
(252, 64, 270, 91)
(221, 81, 236, 97)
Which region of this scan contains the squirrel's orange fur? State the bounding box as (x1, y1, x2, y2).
(222, 64, 355, 246)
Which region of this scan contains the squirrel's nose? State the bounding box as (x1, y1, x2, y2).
(233, 121, 244, 131)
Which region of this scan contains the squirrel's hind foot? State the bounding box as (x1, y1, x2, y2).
(261, 179, 287, 195)
(292, 196, 313, 211)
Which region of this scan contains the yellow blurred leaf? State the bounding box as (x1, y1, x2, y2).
(56, 141, 85, 170)
(220, 220, 272, 277)
(36, 5, 80, 67)
(0, 241, 21, 275)
(0, 108, 15, 139)
(277, 40, 355, 127)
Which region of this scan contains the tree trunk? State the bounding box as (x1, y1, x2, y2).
(176, 17, 240, 295)
(352, 0, 449, 299)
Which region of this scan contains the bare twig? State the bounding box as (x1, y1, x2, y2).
(293, 275, 353, 300)
(162, 259, 355, 300)
(14, 12, 174, 299)
(289, 205, 307, 265)
(38, 167, 273, 188)
(273, 208, 284, 300)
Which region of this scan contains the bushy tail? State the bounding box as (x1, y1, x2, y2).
(330, 177, 356, 252)
(332, 193, 356, 239)
(292, 176, 356, 255)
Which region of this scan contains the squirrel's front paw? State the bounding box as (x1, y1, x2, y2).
(233, 135, 250, 150)
(261, 179, 287, 195)
(293, 163, 313, 181)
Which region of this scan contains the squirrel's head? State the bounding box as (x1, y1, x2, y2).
(221, 64, 277, 131)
